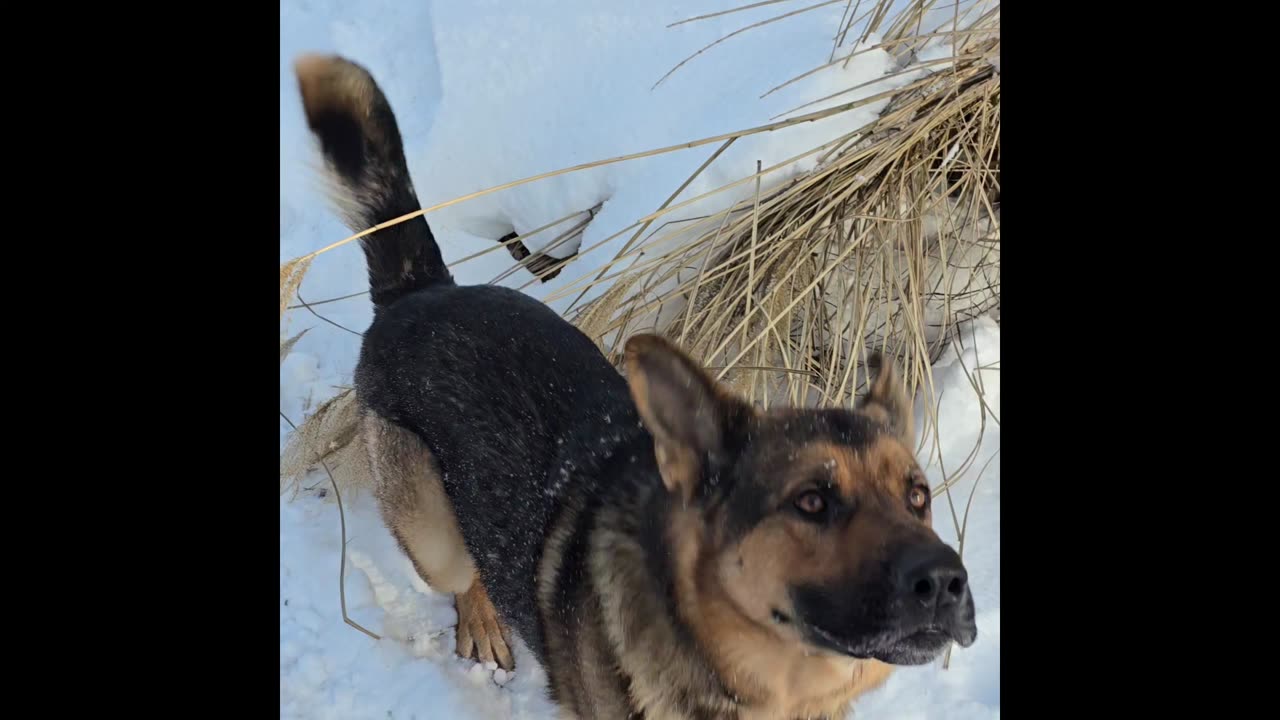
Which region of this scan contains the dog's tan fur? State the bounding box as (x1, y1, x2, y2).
(360, 411, 514, 670)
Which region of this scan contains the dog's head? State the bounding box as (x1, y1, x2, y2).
(625, 334, 976, 669)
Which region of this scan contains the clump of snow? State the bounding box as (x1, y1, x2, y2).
(281, 2, 997, 718)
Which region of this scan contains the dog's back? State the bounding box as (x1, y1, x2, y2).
(296, 54, 637, 660)
(359, 284, 639, 652)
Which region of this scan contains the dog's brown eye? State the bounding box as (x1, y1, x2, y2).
(909, 487, 929, 510)
(795, 491, 826, 514)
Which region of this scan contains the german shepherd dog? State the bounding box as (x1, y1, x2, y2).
(292, 54, 977, 720)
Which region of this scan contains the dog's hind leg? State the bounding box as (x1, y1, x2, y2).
(361, 411, 514, 670)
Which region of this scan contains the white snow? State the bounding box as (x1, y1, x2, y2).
(280, 2, 999, 718)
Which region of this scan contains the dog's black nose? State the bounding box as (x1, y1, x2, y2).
(896, 544, 968, 611)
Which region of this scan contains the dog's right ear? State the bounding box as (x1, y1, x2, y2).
(624, 334, 749, 502)
(860, 354, 914, 450)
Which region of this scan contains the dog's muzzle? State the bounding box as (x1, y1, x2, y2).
(792, 540, 978, 665)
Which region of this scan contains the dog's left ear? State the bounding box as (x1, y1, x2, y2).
(624, 334, 749, 501)
(861, 355, 915, 449)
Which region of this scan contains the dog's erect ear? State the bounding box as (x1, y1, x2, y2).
(861, 354, 915, 449)
(624, 334, 747, 500)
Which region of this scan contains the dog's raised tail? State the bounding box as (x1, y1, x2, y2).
(294, 54, 452, 307)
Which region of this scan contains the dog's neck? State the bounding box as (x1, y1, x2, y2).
(588, 485, 744, 719)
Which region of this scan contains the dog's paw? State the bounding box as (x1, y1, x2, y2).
(455, 581, 515, 671)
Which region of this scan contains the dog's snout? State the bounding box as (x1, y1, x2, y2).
(895, 544, 968, 611)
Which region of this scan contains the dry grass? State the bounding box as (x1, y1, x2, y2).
(279, 388, 368, 498)
(558, 0, 1000, 450)
(280, 256, 313, 321)
(281, 0, 1001, 641)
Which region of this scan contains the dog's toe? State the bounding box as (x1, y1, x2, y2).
(487, 614, 514, 671)
(455, 617, 475, 659)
